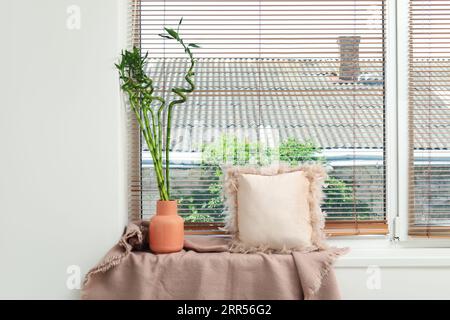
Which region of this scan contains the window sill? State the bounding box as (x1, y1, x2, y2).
(187, 234, 450, 267)
(327, 237, 450, 267)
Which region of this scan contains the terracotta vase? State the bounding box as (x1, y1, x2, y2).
(149, 200, 184, 254)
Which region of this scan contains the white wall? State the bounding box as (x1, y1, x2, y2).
(0, 0, 128, 299)
(337, 267, 450, 300)
(332, 241, 450, 299)
(1, 0, 450, 300)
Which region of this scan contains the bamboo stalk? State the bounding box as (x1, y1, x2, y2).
(116, 19, 198, 201)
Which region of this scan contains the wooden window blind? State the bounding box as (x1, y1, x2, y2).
(408, 0, 450, 237)
(131, 0, 388, 236)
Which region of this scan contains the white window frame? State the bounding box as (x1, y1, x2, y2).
(395, 0, 450, 247)
(350, 0, 450, 247)
(133, 0, 450, 247)
(385, 0, 399, 241)
(327, 0, 450, 247)
(395, 0, 410, 242)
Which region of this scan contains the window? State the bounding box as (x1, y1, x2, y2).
(408, 0, 450, 237)
(131, 0, 389, 236)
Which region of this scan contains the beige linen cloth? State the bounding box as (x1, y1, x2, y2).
(82, 221, 348, 300)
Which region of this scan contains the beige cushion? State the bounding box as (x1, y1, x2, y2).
(237, 171, 312, 250)
(222, 164, 328, 253)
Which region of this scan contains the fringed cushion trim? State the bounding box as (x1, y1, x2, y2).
(221, 163, 329, 254)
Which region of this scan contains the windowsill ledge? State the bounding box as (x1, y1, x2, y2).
(327, 237, 450, 267)
(189, 235, 450, 267)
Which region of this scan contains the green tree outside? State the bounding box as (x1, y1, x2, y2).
(178, 135, 371, 222)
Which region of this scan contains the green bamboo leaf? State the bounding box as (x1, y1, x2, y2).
(164, 27, 179, 40)
(188, 43, 200, 48)
(159, 33, 172, 40)
(177, 17, 183, 33)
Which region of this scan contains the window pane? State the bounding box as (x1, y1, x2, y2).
(408, 0, 450, 237)
(137, 0, 387, 234)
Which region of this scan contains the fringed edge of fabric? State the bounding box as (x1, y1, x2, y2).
(303, 247, 350, 300)
(228, 238, 319, 255)
(81, 223, 143, 298)
(221, 163, 329, 253)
